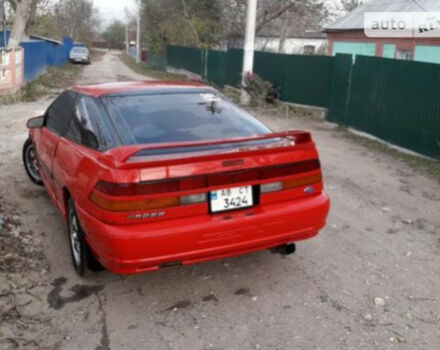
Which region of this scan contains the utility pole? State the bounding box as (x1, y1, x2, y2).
(125, 23, 129, 54)
(241, 0, 257, 104)
(124, 6, 129, 54)
(136, 0, 141, 63)
(1, 0, 7, 47)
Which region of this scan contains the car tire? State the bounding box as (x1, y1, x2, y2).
(22, 138, 43, 186)
(67, 199, 104, 276)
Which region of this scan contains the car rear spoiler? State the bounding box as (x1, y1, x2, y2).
(97, 130, 313, 169)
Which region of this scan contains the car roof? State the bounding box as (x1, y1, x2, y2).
(71, 81, 213, 98)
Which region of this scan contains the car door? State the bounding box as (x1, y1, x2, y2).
(37, 91, 76, 199)
(54, 95, 117, 208)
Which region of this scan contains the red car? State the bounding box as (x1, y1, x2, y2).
(23, 81, 330, 276)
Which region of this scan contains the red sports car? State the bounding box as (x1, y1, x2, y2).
(23, 81, 330, 276)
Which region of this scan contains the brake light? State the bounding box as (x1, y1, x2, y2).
(90, 192, 180, 212)
(283, 173, 322, 189)
(95, 176, 207, 196)
(90, 159, 322, 212)
(260, 160, 320, 179)
(89, 189, 207, 212)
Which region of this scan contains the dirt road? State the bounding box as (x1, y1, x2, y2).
(1, 52, 439, 350)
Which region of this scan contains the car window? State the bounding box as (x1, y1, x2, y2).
(45, 90, 76, 135)
(65, 96, 114, 151)
(72, 47, 88, 54)
(103, 92, 271, 145)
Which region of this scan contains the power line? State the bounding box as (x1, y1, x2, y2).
(411, 0, 428, 12)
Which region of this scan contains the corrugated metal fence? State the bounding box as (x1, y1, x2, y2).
(167, 45, 333, 108)
(329, 55, 440, 158)
(166, 45, 440, 158)
(18, 37, 74, 82)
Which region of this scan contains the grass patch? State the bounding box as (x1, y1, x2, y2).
(0, 50, 104, 105)
(22, 63, 81, 101)
(335, 126, 440, 183)
(119, 52, 188, 81)
(0, 62, 82, 105)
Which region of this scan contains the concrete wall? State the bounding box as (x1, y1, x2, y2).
(254, 37, 327, 55)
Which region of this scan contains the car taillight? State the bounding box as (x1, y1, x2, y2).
(90, 192, 181, 212)
(260, 159, 320, 179)
(180, 193, 207, 205)
(89, 183, 208, 212)
(261, 182, 283, 193)
(283, 173, 322, 189)
(95, 176, 207, 196)
(90, 159, 322, 212)
(261, 173, 322, 194)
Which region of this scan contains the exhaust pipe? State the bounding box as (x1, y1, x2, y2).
(271, 243, 296, 256)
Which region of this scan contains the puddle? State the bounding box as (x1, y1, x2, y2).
(47, 277, 104, 310)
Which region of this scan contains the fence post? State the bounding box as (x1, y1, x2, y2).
(342, 60, 354, 126)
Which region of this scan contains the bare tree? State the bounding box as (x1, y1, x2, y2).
(7, 0, 33, 49)
(341, 0, 363, 12)
(140, 0, 331, 51)
(221, 0, 328, 46)
(0, 1, 4, 23)
(54, 0, 99, 42)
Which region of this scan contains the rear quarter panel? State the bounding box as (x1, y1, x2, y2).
(53, 138, 140, 218)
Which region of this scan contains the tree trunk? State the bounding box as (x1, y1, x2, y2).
(24, 0, 38, 35)
(7, 0, 33, 49)
(278, 30, 287, 53)
(278, 18, 291, 54)
(0, 1, 4, 23)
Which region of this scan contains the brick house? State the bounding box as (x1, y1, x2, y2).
(324, 0, 440, 63)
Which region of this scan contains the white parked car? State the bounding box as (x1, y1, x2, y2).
(69, 47, 90, 64)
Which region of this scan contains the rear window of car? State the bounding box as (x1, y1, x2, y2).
(103, 92, 271, 145)
(72, 47, 88, 54)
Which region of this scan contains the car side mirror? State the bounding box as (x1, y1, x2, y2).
(81, 130, 99, 150)
(26, 116, 44, 129)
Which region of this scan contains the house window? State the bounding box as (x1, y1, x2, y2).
(397, 50, 412, 60)
(303, 45, 315, 55)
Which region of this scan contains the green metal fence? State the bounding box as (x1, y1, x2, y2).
(254, 51, 334, 107)
(332, 55, 440, 158)
(166, 45, 440, 158)
(327, 54, 353, 124)
(167, 45, 332, 107)
(281, 54, 334, 107)
(205, 49, 227, 88)
(167, 45, 203, 75)
(146, 51, 167, 71)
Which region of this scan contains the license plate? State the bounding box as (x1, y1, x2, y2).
(210, 186, 253, 212)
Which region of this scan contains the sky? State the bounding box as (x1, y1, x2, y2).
(92, 0, 344, 28)
(93, 0, 138, 27)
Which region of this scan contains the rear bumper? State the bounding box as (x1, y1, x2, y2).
(77, 192, 330, 275)
(70, 58, 89, 63)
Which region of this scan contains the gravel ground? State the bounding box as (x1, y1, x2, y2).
(0, 51, 439, 350)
